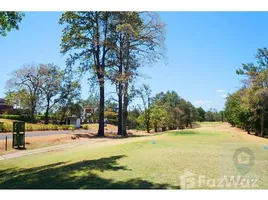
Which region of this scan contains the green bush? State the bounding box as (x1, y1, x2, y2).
(0, 123, 76, 133)
(0, 114, 31, 122)
(2, 123, 12, 132)
(69, 125, 75, 131)
(81, 125, 89, 130)
(26, 125, 33, 132)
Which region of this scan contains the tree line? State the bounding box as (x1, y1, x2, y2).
(225, 48, 268, 138)
(128, 86, 225, 132)
(5, 64, 81, 124)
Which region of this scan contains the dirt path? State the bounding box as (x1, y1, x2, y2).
(0, 138, 111, 161)
(0, 133, 157, 161)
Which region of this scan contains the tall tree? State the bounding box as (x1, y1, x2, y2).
(137, 84, 152, 133)
(5, 89, 30, 111)
(59, 12, 114, 137)
(182, 101, 198, 128)
(197, 107, 206, 122)
(153, 90, 185, 129)
(39, 64, 63, 124)
(120, 12, 166, 136)
(150, 106, 168, 132)
(106, 12, 166, 136)
(236, 48, 268, 137)
(6, 64, 43, 121)
(39, 64, 81, 124)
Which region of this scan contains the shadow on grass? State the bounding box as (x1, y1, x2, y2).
(190, 123, 201, 129)
(74, 133, 148, 140)
(170, 131, 199, 136)
(0, 155, 180, 189)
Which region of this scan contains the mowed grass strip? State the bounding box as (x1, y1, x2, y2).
(0, 123, 267, 189)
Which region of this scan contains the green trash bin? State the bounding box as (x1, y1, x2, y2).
(12, 121, 25, 149)
(13, 134, 25, 146)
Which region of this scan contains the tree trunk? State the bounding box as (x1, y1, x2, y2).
(60, 106, 68, 124)
(117, 36, 123, 136)
(117, 83, 123, 135)
(30, 102, 36, 123)
(30, 109, 35, 123)
(44, 100, 50, 125)
(97, 78, 105, 137)
(44, 108, 49, 124)
(146, 114, 150, 133)
(122, 35, 130, 137)
(147, 97, 151, 133)
(260, 117, 265, 138)
(122, 84, 128, 136)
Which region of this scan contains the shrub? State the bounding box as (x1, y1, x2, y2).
(81, 125, 89, 130)
(2, 123, 12, 132)
(26, 125, 33, 132)
(0, 114, 31, 122)
(68, 125, 75, 131)
(53, 125, 59, 130)
(0, 122, 76, 133)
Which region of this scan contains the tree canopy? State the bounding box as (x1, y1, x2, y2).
(0, 12, 24, 36)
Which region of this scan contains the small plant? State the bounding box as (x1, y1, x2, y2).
(69, 125, 75, 131)
(54, 125, 58, 130)
(26, 125, 33, 132)
(81, 125, 89, 130)
(3, 123, 12, 132)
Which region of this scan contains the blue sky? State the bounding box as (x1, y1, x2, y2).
(0, 12, 267, 111)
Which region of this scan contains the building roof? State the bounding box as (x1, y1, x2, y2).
(83, 106, 97, 109)
(0, 105, 13, 109)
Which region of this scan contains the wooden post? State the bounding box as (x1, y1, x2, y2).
(5, 136, 7, 151)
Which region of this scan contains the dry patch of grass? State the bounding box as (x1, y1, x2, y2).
(86, 123, 117, 131)
(0, 134, 91, 155)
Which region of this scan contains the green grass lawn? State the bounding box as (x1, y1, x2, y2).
(0, 123, 267, 189)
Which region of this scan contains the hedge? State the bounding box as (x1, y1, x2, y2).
(0, 114, 55, 122)
(0, 114, 31, 122)
(0, 122, 75, 133)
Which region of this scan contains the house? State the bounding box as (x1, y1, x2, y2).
(81, 106, 97, 123)
(64, 106, 97, 128)
(0, 98, 13, 114)
(65, 115, 81, 128)
(237, 152, 251, 165)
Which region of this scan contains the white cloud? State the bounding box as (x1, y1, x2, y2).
(216, 89, 227, 98)
(192, 100, 213, 106)
(216, 89, 226, 93)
